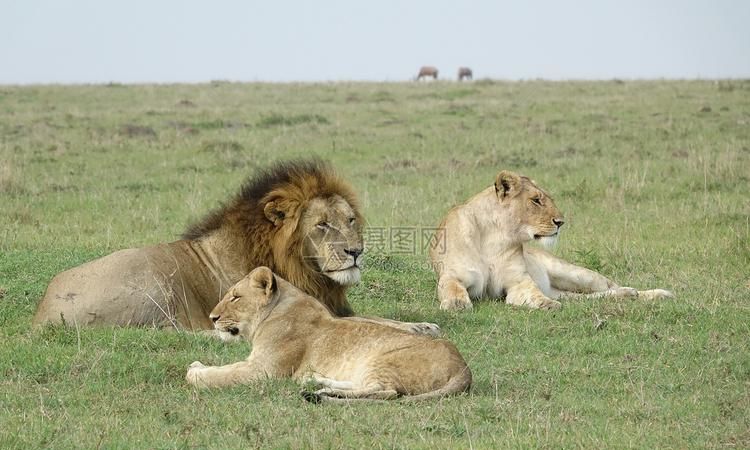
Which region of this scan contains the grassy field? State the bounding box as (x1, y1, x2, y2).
(1, 80, 748, 448)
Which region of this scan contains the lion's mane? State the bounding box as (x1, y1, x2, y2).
(183, 159, 362, 316)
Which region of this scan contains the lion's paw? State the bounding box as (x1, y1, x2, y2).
(638, 289, 675, 300)
(408, 322, 442, 337)
(186, 361, 207, 386)
(611, 287, 638, 298)
(188, 361, 206, 370)
(440, 297, 473, 311)
(537, 298, 562, 310)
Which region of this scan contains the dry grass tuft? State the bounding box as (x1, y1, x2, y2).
(0, 162, 23, 194)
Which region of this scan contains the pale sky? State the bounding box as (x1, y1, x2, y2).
(1, 0, 749, 84)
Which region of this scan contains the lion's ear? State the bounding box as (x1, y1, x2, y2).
(263, 201, 286, 226)
(495, 170, 521, 198)
(249, 266, 278, 304)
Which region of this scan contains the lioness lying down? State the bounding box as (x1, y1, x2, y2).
(186, 267, 472, 403)
(430, 170, 674, 310)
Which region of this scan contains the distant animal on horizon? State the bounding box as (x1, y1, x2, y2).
(417, 66, 439, 81)
(430, 170, 674, 311)
(457, 67, 473, 81)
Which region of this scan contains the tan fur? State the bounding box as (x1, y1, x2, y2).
(186, 267, 472, 403)
(32, 161, 437, 334)
(430, 170, 674, 311)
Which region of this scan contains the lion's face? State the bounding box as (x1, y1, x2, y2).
(209, 267, 279, 340)
(494, 170, 565, 247)
(299, 195, 364, 286)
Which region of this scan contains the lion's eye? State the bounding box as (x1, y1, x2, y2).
(348, 217, 356, 225)
(531, 197, 543, 206)
(316, 222, 329, 230)
(230, 295, 240, 303)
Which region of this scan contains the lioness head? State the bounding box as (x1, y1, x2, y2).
(494, 170, 564, 247)
(210, 266, 280, 340)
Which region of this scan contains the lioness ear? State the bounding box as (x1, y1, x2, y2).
(495, 170, 522, 198)
(263, 201, 286, 226)
(249, 266, 278, 304)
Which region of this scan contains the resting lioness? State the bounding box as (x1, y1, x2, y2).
(430, 170, 674, 310)
(186, 267, 472, 403)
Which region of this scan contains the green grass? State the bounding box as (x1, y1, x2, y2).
(1, 80, 749, 448)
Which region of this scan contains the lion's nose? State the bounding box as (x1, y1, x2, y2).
(345, 248, 363, 259)
(210, 314, 220, 323)
(553, 218, 565, 228)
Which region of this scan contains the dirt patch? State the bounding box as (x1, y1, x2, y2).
(443, 104, 475, 116)
(556, 146, 578, 157)
(256, 114, 328, 128)
(383, 159, 417, 170)
(447, 158, 465, 169)
(201, 140, 244, 153)
(672, 149, 689, 158)
(119, 124, 157, 138)
(194, 120, 233, 130)
(177, 99, 196, 107)
(48, 184, 78, 193)
(476, 151, 538, 168)
(117, 181, 160, 193)
(166, 121, 200, 135)
(376, 118, 403, 127)
(178, 126, 199, 135)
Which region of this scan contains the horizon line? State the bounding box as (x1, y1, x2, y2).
(2, 76, 749, 87)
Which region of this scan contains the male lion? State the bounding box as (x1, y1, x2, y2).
(34, 160, 438, 335)
(186, 267, 472, 403)
(430, 170, 674, 310)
